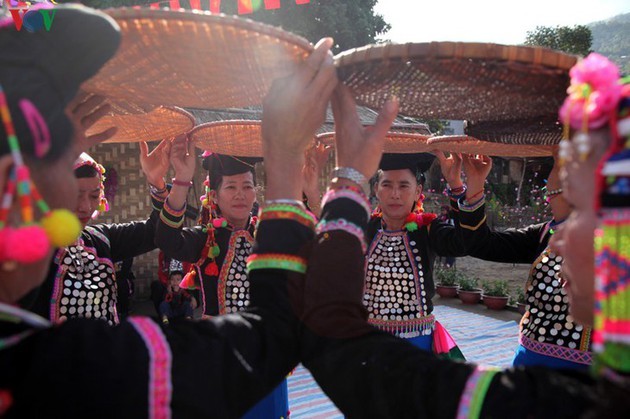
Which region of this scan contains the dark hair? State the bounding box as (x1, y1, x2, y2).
(169, 271, 184, 279)
(207, 168, 256, 191)
(74, 165, 100, 179)
(373, 169, 426, 187)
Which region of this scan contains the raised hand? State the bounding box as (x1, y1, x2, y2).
(433, 151, 464, 189)
(170, 134, 196, 183)
(262, 37, 338, 200)
(302, 142, 331, 216)
(140, 139, 172, 188)
(67, 91, 117, 152)
(462, 154, 492, 197)
(331, 84, 398, 179)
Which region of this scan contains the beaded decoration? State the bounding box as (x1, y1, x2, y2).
(0, 84, 80, 264)
(560, 54, 630, 375)
(558, 53, 623, 163)
(73, 153, 109, 214)
(592, 76, 630, 374)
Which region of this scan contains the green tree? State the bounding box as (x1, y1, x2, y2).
(72, 0, 390, 52)
(524, 24, 592, 56)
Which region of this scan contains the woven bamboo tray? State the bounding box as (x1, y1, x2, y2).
(87, 105, 194, 143)
(428, 135, 553, 157)
(317, 130, 433, 154)
(82, 8, 312, 109)
(190, 120, 319, 156)
(466, 116, 563, 145)
(335, 42, 577, 128)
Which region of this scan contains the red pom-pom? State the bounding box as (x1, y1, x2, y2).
(6, 225, 50, 263)
(420, 213, 438, 226)
(404, 213, 416, 223)
(205, 261, 219, 276)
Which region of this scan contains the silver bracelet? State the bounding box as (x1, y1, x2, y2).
(331, 167, 367, 186)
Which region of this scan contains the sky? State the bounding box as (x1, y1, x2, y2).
(374, 0, 630, 45)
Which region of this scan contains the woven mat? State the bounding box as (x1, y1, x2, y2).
(336, 42, 577, 129)
(428, 135, 553, 157)
(87, 106, 194, 143)
(82, 8, 312, 109)
(317, 128, 433, 154)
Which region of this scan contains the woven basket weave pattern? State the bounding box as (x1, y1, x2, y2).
(82, 9, 312, 109)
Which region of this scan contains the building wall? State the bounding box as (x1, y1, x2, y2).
(88, 142, 206, 299)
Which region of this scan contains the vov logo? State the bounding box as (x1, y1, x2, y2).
(2, 0, 58, 31)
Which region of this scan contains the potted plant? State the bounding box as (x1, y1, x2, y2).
(515, 290, 528, 315)
(435, 268, 460, 298)
(457, 276, 482, 304)
(482, 280, 510, 310)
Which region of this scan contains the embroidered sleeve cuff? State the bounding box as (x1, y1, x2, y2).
(457, 198, 487, 231)
(150, 192, 166, 211)
(259, 203, 317, 230)
(456, 366, 500, 419)
(321, 187, 371, 221)
(319, 188, 371, 231)
(246, 253, 307, 274)
(316, 218, 367, 253)
(159, 197, 186, 229)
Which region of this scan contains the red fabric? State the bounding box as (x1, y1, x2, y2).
(264, 0, 280, 9)
(189, 0, 201, 9)
(150, 2, 160, 9)
(209, 0, 221, 13)
(237, 0, 253, 14)
(169, 0, 180, 9)
(432, 321, 457, 354)
(295, 0, 310, 4)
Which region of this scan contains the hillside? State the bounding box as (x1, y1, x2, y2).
(590, 12, 630, 73)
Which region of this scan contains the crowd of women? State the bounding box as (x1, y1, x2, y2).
(0, 4, 628, 418)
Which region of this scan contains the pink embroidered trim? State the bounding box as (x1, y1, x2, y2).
(520, 334, 592, 365)
(129, 317, 173, 419)
(316, 218, 366, 253)
(321, 189, 371, 219)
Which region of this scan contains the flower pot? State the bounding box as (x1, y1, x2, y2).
(436, 285, 459, 298)
(483, 295, 509, 310)
(458, 288, 482, 305)
(517, 302, 528, 315)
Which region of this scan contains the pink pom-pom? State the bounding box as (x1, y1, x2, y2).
(212, 218, 224, 228)
(5, 226, 50, 263)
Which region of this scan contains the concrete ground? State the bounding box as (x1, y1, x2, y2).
(434, 295, 523, 323)
(130, 295, 524, 323)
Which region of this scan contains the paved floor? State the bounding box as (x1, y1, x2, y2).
(131, 295, 525, 324)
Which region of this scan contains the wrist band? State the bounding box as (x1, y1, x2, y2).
(264, 199, 306, 209)
(467, 189, 484, 201)
(172, 178, 193, 188)
(148, 181, 167, 195)
(331, 167, 367, 186)
(450, 185, 465, 194)
(246, 253, 307, 274)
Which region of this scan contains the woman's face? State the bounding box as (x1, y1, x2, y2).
(0, 149, 79, 303)
(212, 172, 256, 226)
(75, 175, 101, 227)
(374, 169, 422, 222)
(549, 129, 610, 326)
